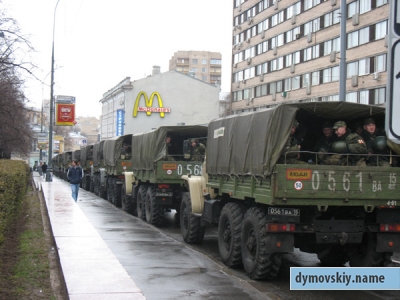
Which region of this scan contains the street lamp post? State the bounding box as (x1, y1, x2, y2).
(46, 0, 61, 182)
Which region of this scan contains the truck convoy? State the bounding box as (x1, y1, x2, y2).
(51, 101, 400, 280)
(180, 101, 400, 280)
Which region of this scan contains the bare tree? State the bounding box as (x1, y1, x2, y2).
(0, 4, 36, 157)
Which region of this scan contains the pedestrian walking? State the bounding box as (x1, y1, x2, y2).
(41, 162, 48, 178)
(67, 159, 83, 202)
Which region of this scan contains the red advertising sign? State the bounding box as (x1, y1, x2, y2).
(56, 103, 76, 126)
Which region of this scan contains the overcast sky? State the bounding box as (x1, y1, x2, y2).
(3, 0, 233, 118)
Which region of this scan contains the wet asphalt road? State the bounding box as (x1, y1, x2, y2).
(74, 184, 400, 300)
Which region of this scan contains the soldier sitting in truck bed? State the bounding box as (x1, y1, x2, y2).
(278, 119, 307, 164)
(322, 121, 368, 166)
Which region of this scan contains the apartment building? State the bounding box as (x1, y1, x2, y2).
(231, 0, 389, 114)
(169, 51, 222, 85)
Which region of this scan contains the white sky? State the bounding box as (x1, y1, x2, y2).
(3, 0, 233, 118)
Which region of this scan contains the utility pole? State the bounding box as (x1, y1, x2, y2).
(339, 0, 347, 101)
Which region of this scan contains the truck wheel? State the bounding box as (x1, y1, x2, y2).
(349, 233, 392, 267)
(89, 176, 94, 193)
(107, 178, 114, 203)
(94, 174, 99, 196)
(145, 185, 163, 226)
(137, 185, 147, 220)
(241, 207, 281, 280)
(114, 179, 122, 208)
(218, 202, 244, 268)
(180, 192, 205, 244)
(318, 245, 348, 266)
(121, 182, 135, 215)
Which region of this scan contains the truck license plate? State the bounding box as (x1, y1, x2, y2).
(156, 192, 173, 197)
(268, 207, 300, 216)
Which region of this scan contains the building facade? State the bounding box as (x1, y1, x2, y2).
(231, 0, 389, 114)
(169, 51, 222, 85)
(99, 68, 220, 138)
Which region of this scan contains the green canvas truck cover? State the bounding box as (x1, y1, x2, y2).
(207, 102, 386, 177)
(103, 135, 127, 167)
(131, 125, 207, 171)
(80, 145, 90, 166)
(92, 140, 105, 167)
(72, 150, 81, 161)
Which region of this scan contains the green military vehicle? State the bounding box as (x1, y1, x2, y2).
(103, 134, 133, 207)
(181, 102, 400, 280)
(80, 144, 93, 191)
(60, 151, 72, 180)
(122, 126, 207, 226)
(91, 140, 106, 198)
(52, 154, 60, 178)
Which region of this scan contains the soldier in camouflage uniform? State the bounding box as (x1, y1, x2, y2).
(361, 118, 391, 167)
(312, 121, 334, 163)
(323, 121, 368, 166)
(190, 139, 206, 161)
(279, 120, 307, 164)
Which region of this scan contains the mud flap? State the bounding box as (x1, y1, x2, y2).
(265, 233, 294, 253)
(377, 233, 400, 252)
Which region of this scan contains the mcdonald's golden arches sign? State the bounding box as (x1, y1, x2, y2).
(133, 91, 171, 118)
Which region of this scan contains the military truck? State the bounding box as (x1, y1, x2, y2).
(91, 140, 106, 198)
(103, 134, 133, 207)
(52, 154, 60, 178)
(181, 102, 400, 280)
(80, 144, 93, 191)
(122, 126, 208, 226)
(60, 151, 72, 180)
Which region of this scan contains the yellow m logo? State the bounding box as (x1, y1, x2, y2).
(133, 91, 170, 118)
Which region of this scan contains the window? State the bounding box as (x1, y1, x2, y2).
(359, 90, 369, 104)
(202, 75, 207, 81)
(304, 47, 312, 62)
(191, 67, 197, 72)
(346, 92, 358, 103)
(359, 0, 371, 14)
(292, 76, 300, 90)
(331, 66, 339, 81)
(284, 78, 291, 91)
(359, 27, 369, 45)
(358, 58, 370, 75)
(347, 61, 358, 78)
(375, 54, 386, 72)
(373, 88, 385, 104)
(324, 9, 340, 27)
(210, 59, 221, 64)
(348, 31, 359, 48)
(201, 68, 207, 73)
(312, 71, 320, 86)
(375, 21, 387, 40)
(192, 59, 198, 64)
(286, 2, 301, 19)
(261, 84, 267, 96)
(348, 1, 358, 18)
(376, 0, 388, 7)
(302, 73, 310, 88)
(276, 81, 283, 93)
(323, 68, 331, 83)
(202, 59, 207, 64)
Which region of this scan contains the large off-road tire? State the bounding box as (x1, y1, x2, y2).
(94, 174, 99, 196)
(349, 233, 392, 267)
(241, 207, 282, 280)
(114, 180, 122, 208)
(107, 177, 114, 203)
(145, 185, 163, 226)
(218, 202, 244, 268)
(318, 245, 348, 267)
(89, 176, 95, 193)
(136, 184, 148, 220)
(121, 182, 136, 215)
(180, 192, 205, 244)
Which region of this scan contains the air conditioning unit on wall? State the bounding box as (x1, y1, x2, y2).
(373, 72, 381, 80)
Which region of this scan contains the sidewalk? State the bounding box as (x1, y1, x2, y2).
(33, 172, 269, 300)
(33, 172, 145, 300)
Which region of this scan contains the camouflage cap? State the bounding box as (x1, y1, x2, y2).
(363, 117, 375, 125)
(292, 119, 299, 128)
(332, 121, 346, 130)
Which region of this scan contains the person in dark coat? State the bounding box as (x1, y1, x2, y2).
(41, 162, 48, 178)
(67, 159, 83, 202)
